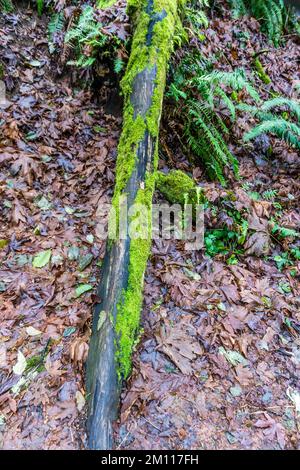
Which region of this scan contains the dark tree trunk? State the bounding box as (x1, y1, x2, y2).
(86, 0, 182, 450)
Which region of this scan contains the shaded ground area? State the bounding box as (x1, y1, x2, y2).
(0, 5, 120, 449)
(115, 11, 300, 450)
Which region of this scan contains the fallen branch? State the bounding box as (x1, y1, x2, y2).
(86, 0, 185, 450)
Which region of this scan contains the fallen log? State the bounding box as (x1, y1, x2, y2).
(86, 0, 185, 450)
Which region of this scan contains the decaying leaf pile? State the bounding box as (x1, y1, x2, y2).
(0, 4, 120, 448)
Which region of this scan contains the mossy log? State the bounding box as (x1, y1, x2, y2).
(86, 0, 184, 450)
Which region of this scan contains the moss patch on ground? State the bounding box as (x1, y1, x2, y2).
(156, 169, 205, 206)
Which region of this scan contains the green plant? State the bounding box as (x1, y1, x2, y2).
(180, 65, 259, 184)
(253, 57, 271, 85)
(184, 0, 209, 37)
(113, 57, 125, 74)
(64, 4, 127, 72)
(97, 0, 116, 7)
(244, 118, 300, 150)
(186, 101, 239, 185)
(48, 12, 65, 53)
(204, 199, 248, 258)
(273, 246, 300, 271)
(0, 0, 13, 12)
(168, 38, 266, 184)
(65, 6, 107, 68)
(37, 0, 43, 16)
(260, 97, 300, 121)
(229, 0, 286, 44)
(193, 69, 261, 109)
(271, 222, 299, 239)
(204, 226, 246, 257)
(273, 252, 292, 270)
(291, 247, 300, 260)
(262, 189, 277, 200)
(241, 97, 300, 150)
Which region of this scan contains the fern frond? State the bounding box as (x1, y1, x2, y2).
(229, 0, 286, 44)
(48, 12, 65, 38)
(37, 0, 43, 16)
(215, 87, 236, 121)
(229, 0, 247, 17)
(261, 97, 300, 121)
(198, 69, 261, 103)
(48, 12, 65, 52)
(272, 222, 299, 238)
(186, 100, 239, 184)
(0, 0, 13, 12)
(185, 5, 209, 30)
(263, 189, 277, 200)
(65, 6, 102, 45)
(244, 118, 300, 149)
(65, 6, 107, 68)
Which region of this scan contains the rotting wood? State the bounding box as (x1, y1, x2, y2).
(86, 0, 185, 450)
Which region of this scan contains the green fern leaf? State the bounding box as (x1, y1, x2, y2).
(244, 118, 300, 149)
(37, 0, 43, 16)
(0, 0, 13, 12)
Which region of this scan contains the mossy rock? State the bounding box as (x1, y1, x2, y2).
(156, 169, 205, 206)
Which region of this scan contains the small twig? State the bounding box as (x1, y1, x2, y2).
(143, 417, 161, 432)
(164, 261, 193, 268)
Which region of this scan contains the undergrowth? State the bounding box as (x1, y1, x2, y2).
(240, 98, 300, 150)
(64, 5, 108, 68)
(228, 0, 295, 45)
(167, 49, 262, 185)
(165, 1, 300, 185)
(64, 4, 127, 73)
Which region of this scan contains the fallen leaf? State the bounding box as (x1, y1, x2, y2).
(26, 326, 42, 336)
(219, 347, 248, 367)
(13, 351, 27, 376)
(32, 249, 52, 268)
(75, 283, 93, 297)
(75, 390, 85, 412)
(155, 319, 202, 375)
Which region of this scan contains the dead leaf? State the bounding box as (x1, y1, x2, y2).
(155, 319, 202, 375)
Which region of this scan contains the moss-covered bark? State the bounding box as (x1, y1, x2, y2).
(86, 0, 184, 450)
(113, 0, 186, 379)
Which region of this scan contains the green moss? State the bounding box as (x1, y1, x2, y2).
(156, 170, 205, 206)
(97, 0, 117, 8)
(115, 171, 155, 378)
(111, 108, 146, 224)
(254, 58, 271, 85)
(110, 0, 185, 379)
(25, 354, 45, 373)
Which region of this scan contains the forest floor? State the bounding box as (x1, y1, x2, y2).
(1, 1, 300, 450)
(0, 3, 121, 449)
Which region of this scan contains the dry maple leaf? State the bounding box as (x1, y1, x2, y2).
(11, 199, 27, 225)
(244, 231, 270, 256)
(244, 209, 270, 256)
(10, 154, 41, 186)
(155, 319, 202, 375)
(45, 356, 66, 377)
(235, 364, 253, 386)
(4, 120, 21, 141)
